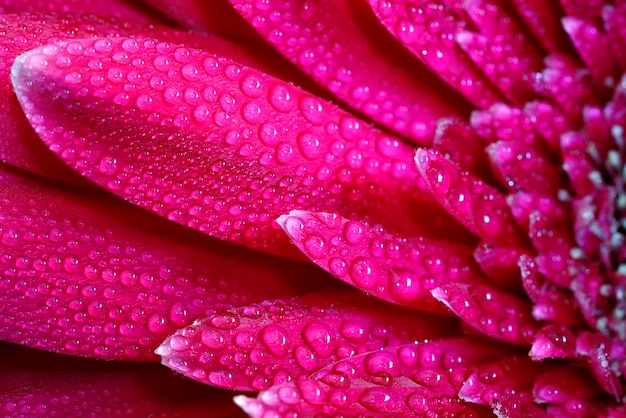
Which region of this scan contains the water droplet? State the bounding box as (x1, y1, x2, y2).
(261, 324, 289, 357)
(350, 257, 376, 289)
(268, 83, 294, 112)
(302, 321, 334, 357)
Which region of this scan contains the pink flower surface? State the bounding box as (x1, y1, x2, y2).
(1, 0, 626, 416)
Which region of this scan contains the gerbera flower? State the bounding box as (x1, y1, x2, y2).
(0, 0, 624, 416)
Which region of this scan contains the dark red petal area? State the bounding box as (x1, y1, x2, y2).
(227, 0, 468, 145)
(0, 342, 243, 417)
(158, 291, 457, 391)
(0, 164, 315, 360)
(141, 0, 264, 44)
(12, 36, 451, 259)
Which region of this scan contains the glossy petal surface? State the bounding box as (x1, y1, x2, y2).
(0, 164, 314, 360)
(228, 0, 468, 144)
(12, 37, 451, 259)
(278, 210, 481, 313)
(158, 291, 457, 391)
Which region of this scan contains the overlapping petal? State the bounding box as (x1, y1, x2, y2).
(236, 338, 510, 417)
(0, 163, 317, 360)
(227, 0, 468, 144)
(278, 210, 481, 313)
(158, 291, 457, 391)
(12, 36, 459, 259)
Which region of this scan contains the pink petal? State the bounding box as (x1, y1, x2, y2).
(603, 5, 626, 72)
(529, 325, 579, 360)
(470, 103, 541, 147)
(473, 241, 527, 292)
(533, 54, 600, 119)
(560, 0, 607, 26)
(456, 0, 543, 104)
(368, 0, 503, 108)
(0, 342, 242, 417)
(431, 283, 540, 345)
(431, 118, 493, 180)
(563, 17, 619, 98)
(236, 338, 506, 417)
(12, 36, 445, 259)
(278, 210, 483, 313)
(227, 0, 467, 144)
(511, 0, 573, 53)
(524, 100, 578, 154)
(158, 291, 458, 391)
(0, 163, 316, 360)
(533, 365, 603, 413)
(487, 141, 564, 195)
(0, 0, 160, 24)
(459, 355, 548, 405)
(416, 149, 529, 248)
(0, 13, 295, 186)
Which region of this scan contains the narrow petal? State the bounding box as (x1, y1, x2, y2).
(0, 164, 316, 360)
(0, 342, 241, 417)
(158, 291, 457, 391)
(533, 365, 603, 414)
(457, 0, 543, 104)
(368, 0, 503, 108)
(562, 16, 619, 97)
(416, 149, 528, 248)
(12, 37, 446, 259)
(431, 283, 540, 345)
(511, 0, 573, 53)
(432, 118, 493, 180)
(459, 355, 548, 405)
(227, 0, 468, 144)
(278, 210, 483, 313)
(487, 141, 565, 195)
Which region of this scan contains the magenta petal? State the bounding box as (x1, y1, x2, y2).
(533, 366, 603, 413)
(278, 210, 483, 313)
(0, 0, 159, 24)
(432, 283, 540, 345)
(529, 325, 579, 361)
(432, 118, 493, 180)
(511, 0, 573, 53)
(459, 355, 548, 405)
(562, 16, 619, 98)
(12, 36, 444, 259)
(603, 5, 626, 73)
(227, 0, 467, 144)
(0, 13, 283, 186)
(368, 0, 502, 108)
(158, 291, 457, 391)
(0, 164, 313, 360)
(416, 149, 528, 248)
(235, 338, 506, 417)
(486, 141, 564, 195)
(0, 342, 241, 417)
(456, 0, 542, 104)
